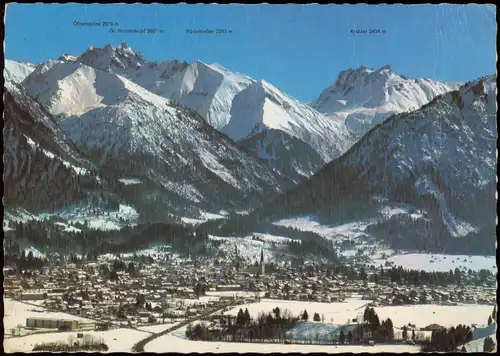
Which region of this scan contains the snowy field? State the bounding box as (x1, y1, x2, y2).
(273, 215, 374, 241)
(463, 322, 498, 352)
(54, 221, 82, 233)
(3, 328, 150, 352)
(464, 335, 498, 353)
(209, 234, 294, 265)
(372, 253, 497, 273)
(118, 177, 143, 185)
(4, 208, 39, 224)
(4, 299, 96, 332)
(40, 204, 140, 231)
(181, 217, 206, 225)
(144, 324, 421, 353)
(181, 210, 228, 225)
(225, 298, 371, 324)
(22, 246, 47, 259)
(272, 216, 496, 273)
(98, 245, 176, 261)
(136, 322, 179, 333)
(223, 299, 494, 330)
(372, 304, 495, 329)
(3, 203, 141, 233)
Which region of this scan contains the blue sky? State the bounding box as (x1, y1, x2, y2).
(5, 3, 496, 102)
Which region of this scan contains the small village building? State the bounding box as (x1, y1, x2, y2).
(26, 317, 79, 330)
(21, 291, 47, 300)
(422, 323, 446, 331)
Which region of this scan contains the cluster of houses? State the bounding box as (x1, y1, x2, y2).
(4, 254, 270, 332)
(366, 284, 496, 306)
(3, 250, 496, 333)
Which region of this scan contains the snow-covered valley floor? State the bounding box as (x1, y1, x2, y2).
(143, 300, 495, 352)
(372, 253, 497, 273)
(272, 215, 496, 272)
(144, 324, 421, 353)
(4, 298, 96, 332)
(3, 328, 151, 352)
(225, 298, 371, 323)
(4, 297, 495, 353)
(2, 298, 172, 352)
(223, 299, 494, 330)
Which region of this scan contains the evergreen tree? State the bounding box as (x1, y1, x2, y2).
(273, 307, 281, 320)
(27, 251, 34, 267)
(360, 266, 367, 280)
(127, 262, 135, 275)
(302, 310, 309, 321)
(372, 313, 380, 329)
(412, 329, 416, 341)
(488, 315, 492, 325)
(236, 308, 245, 327)
(363, 306, 370, 323)
(339, 328, 346, 345)
(385, 318, 394, 341)
(313, 313, 321, 322)
(402, 325, 408, 340)
(483, 336, 495, 352)
(244, 308, 251, 325)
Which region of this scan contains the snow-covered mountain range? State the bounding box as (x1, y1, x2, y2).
(245, 76, 497, 255)
(47, 44, 356, 177)
(20, 60, 291, 219)
(311, 65, 462, 135)
(222, 78, 355, 162)
(5, 44, 493, 258)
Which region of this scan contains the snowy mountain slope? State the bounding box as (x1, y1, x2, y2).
(3, 83, 110, 212)
(4, 60, 36, 85)
(75, 43, 189, 92)
(311, 65, 462, 135)
(75, 43, 147, 74)
(73, 44, 251, 130)
(66, 44, 355, 167)
(245, 75, 497, 255)
(151, 60, 253, 130)
(21, 60, 290, 219)
(223, 79, 356, 162)
(239, 129, 326, 183)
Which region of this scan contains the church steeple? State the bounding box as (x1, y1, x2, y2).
(260, 249, 264, 264)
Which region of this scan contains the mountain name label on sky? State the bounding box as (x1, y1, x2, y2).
(350, 29, 386, 35)
(186, 29, 234, 34)
(73, 21, 119, 27)
(109, 28, 165, 34)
